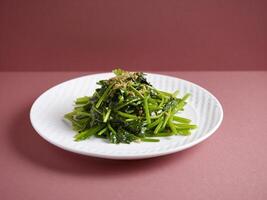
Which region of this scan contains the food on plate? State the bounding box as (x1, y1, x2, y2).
(64, 69, 197, 144)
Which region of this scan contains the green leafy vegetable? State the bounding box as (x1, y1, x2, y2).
(64, 69, 197, 144)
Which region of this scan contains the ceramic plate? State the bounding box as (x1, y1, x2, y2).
(30, 73, 223, 159)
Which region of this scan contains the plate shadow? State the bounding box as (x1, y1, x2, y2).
(8, 104, 199, 177)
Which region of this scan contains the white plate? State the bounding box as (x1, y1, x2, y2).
(30, 73, 223, 160)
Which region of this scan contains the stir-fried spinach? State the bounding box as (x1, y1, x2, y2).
(64, 69, 197, 144)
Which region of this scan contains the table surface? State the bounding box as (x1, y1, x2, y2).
(1, 71, 267, 200)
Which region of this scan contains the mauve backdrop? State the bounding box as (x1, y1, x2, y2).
(0, 0, 267, 71)
(1, 1, 267, 200)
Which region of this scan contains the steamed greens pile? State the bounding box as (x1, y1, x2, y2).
(64, 69, 197, 144)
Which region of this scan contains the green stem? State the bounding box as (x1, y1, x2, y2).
(157, 90, 173, 97)
(103, 109, 111, 122)
(177, 129, 191, 136)
(143, 95, 151, 124)
(173, 116, 191, 124)
(129, 85, 144, 98)
(64, 114, 84, 128)
(172, 90, 179, 97)
(172, 93, 190, 113)
(75, 96, 90, 104)
(140, 138, 160, 142)
(148, 104, 160, 111)
(175, 124, 197, 129)
(74, 125, 103, 141)
(96, 84, 114, 108)
(154, 121, 163, 134)
(150, 112, 163, 119)
(168, 120, 177, 133)
(117, 111, 139, 119)
(148, 117, 163, 129)
(92, 106, 103, 115)
(98, 127, 107, 135)
(107, 123, 117, 135)
(161, 110, 171, 129)
(75, 111, 91, 117)
(182, 93, 191, 101)
(175, 101, 186, 112)
(115, 98, 140, 110)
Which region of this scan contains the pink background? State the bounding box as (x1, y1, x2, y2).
(1, 1, 267, 199)
(1, 0, 267, 71)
